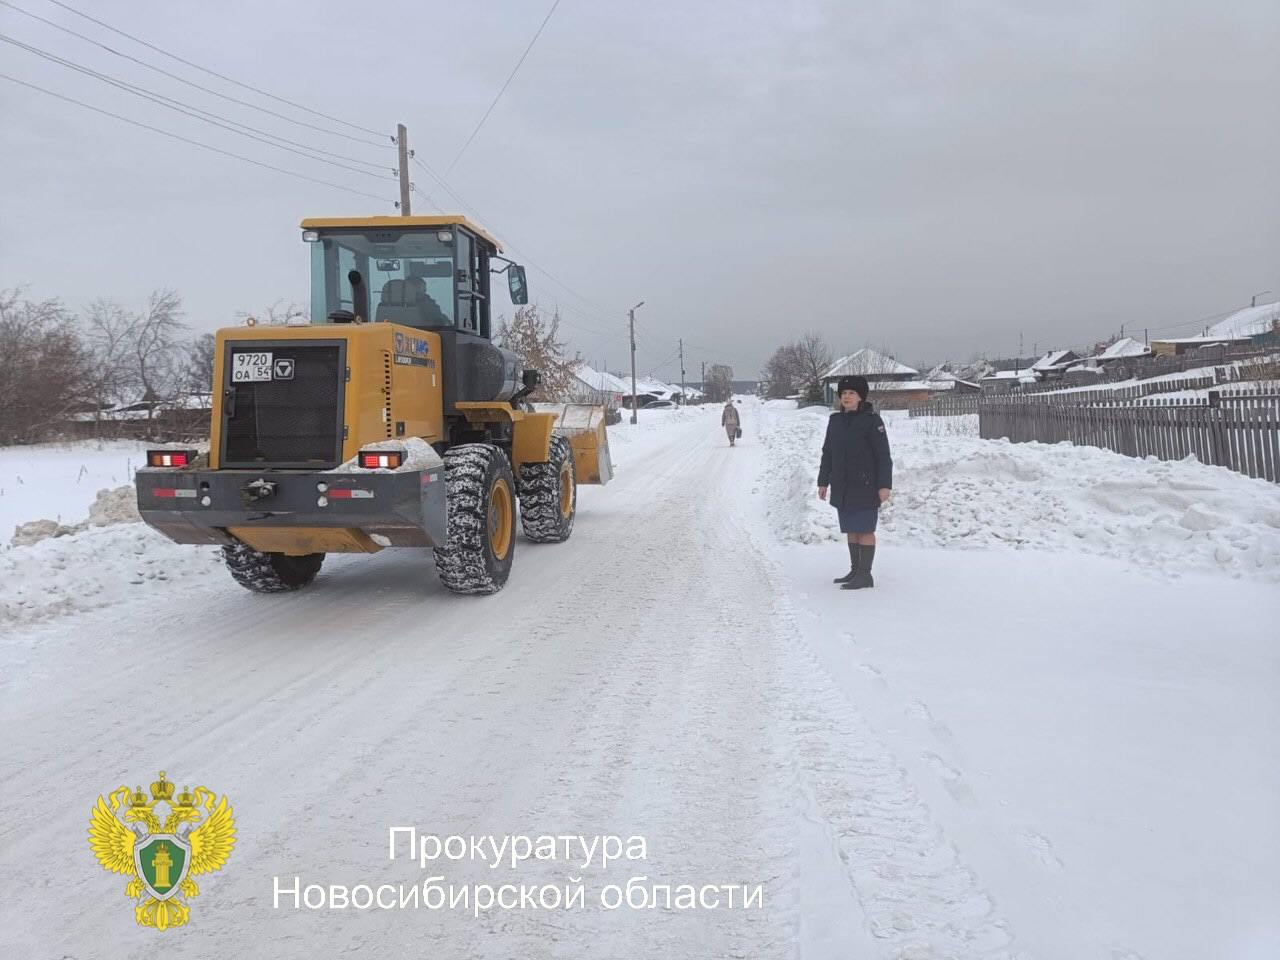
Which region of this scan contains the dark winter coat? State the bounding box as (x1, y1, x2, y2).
(817, 402, 893, 510)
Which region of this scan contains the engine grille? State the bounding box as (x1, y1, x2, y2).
(221, 342, 344, 467)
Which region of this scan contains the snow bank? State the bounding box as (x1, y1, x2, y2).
(0, 474, 222, 625)
(0, 524, 222, 627)
(10, 485, 140, 546)
(758, 404, 1280, 581)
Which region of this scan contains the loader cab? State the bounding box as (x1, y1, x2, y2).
(301, 217, 525, 340)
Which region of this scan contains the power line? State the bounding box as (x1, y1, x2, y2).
(1, 33, 395, 180)
(0, 0, 392, 149)
(0, 73, 393, 203)
(411, 184, 442, 212)
(410, 153, 623, 335)
(39, 0, 389, 142)
(445, 0, 561, 176)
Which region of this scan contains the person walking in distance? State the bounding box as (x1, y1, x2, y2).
(817, 376, 892, 589)
(722, 399, 741, 447)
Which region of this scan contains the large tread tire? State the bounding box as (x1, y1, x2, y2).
(222, 543, 323, 593)
(433, 443, 517, 595)
(517, 435, 577, 543)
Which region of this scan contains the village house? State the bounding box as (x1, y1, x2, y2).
(1150, 301, 1280, 357)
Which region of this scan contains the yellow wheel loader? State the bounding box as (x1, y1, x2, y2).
(135, 216, 612, 595)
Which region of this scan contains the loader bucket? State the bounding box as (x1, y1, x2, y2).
(533, 403, 614, 484)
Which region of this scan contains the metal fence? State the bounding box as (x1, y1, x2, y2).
(978, 389, 1280, 482)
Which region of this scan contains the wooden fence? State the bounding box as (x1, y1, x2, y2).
(979, 390, 1280, 482)
(908, 396, 980, 417)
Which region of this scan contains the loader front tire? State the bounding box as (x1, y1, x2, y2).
(518, 434, 576, 543)
(222, 543, 323, 593)
(434, 443, 516, 595)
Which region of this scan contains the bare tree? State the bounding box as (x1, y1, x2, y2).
(132, 289, 186, 405)
(83, 298, 136, 412)
(763, 345, 799, 398)
(0, 288, 88, 444)
(704, 364, 735, 402)
(762, 332, 832, 400)
(184, 333, 217, 394)
(496, 303, 582, 401)
(790, 333, 833, 401)
(236, 300, 308, 326)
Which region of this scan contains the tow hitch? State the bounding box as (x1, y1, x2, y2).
(241, 478, 277, 505)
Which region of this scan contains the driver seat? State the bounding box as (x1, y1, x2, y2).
(376, 277, 448, 326)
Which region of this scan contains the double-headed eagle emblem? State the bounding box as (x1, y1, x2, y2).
(88, 771, 235, 930)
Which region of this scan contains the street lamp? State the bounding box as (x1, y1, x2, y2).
(629, 301, 645, 424)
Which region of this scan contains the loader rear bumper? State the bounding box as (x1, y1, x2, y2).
(135, 466, 448, 550)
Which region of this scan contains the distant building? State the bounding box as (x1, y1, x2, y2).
(822, 349, 918, 404)
(567, 365, 629, 406)
(1030, 349, 1083, 380)
(1092, 337, 1152, 363)
(1151, 301, 1279, 356)
(979, 368, 1037, 393)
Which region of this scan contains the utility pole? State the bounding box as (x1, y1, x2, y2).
(678, 338, 686, 405)
(701, 360, 706, 390)
(396, 123, 411, 216)
(629, 301, 644, 424)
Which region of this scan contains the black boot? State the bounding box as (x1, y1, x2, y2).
(842, 545, 875, 589)
(833, 542, 859, 584)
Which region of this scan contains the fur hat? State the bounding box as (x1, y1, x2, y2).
(837, 375, 869, 400)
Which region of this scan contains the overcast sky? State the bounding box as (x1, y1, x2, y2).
(2, 0, 1278, 379)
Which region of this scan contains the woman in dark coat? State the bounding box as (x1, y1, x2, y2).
(817, 375, 893, 589)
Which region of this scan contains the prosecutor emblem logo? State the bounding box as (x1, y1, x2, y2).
(88, 771, 236, 930)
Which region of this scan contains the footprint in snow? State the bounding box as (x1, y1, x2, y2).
(857, 662, 888, 690)
(923, 751, 977, 807)
(1020, 829, 1064, 872)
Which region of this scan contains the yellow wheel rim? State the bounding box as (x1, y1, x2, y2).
(558, 459, 574, 520)
(488, 477, 513, 560)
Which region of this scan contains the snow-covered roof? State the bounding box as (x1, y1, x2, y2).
(574, 365, 629, 394)
(634, 377, 675, 396)
(982, 368, 1036, 381)
(868, 379, 965, 392)
(1152, 335, 1247, 346)
(1095, 337, 1151, 360)
(824, 348, 918, 378)
(1032, 349, 1074, 371)
(1204, 301, 1280, 340)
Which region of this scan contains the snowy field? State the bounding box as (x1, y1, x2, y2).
(0, 439, 140, 539)
(1, 400, 1277, 959)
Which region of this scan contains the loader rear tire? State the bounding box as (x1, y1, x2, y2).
(222, 543, 323, 593)
(518, 435, 576, 543)
(434, 443, 516, 595)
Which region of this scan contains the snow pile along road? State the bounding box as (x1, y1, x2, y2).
(1, 483, 221, 627)
(757, 401, 1280, 581)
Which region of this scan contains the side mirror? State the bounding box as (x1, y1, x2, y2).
(508, 265, 528, 305)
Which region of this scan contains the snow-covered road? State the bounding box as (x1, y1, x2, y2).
(2, 401, 1277, 959)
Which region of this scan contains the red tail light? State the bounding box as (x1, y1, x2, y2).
(147, 449, 197, 468)
(358, 449, 404, 469)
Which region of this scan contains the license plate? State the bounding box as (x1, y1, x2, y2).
(232, 352, 273, 382)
